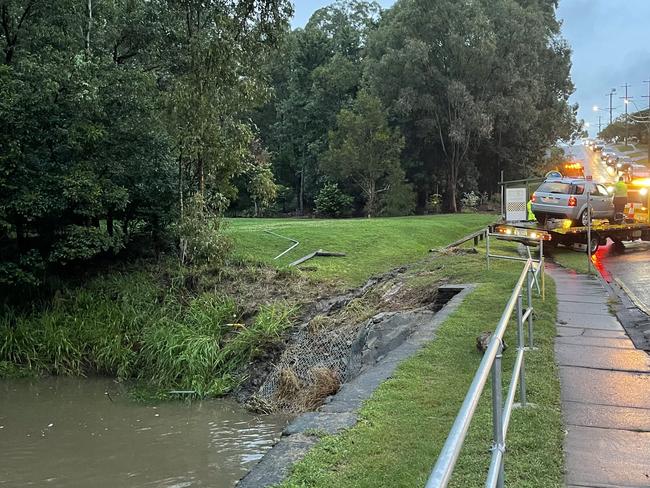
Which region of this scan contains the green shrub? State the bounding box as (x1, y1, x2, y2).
(49, 225, 124, 264)
(315, 183, 353, 217)
(177, 195, 232, 265)
(380, 176, 416, 216)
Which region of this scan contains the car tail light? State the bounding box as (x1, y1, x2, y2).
(531, 193, 537, 203)
(568, 196, 577, 207)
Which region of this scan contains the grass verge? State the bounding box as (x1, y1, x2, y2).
(278, 240, 563, 488)
(227, 214, 495, 287)
(548, 247, 591, 274)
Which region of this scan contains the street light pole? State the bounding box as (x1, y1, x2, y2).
(621, 83, 633, 147)
(593, 105, 605, 137)
(608, 88, 617, 125)
(643, 80, 650, 160)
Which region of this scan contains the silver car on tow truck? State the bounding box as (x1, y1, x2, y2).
(531, 177, 614, 226)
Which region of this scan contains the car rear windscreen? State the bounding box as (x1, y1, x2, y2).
(537, 182, 572, 194)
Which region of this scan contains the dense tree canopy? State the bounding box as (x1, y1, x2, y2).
(599, 109, 650, 145)
(1, 0, 578, 288)
(252, 0, 577, 216)
(0, 0, 291, 287)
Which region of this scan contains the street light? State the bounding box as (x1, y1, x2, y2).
(592, 105, 605, 134)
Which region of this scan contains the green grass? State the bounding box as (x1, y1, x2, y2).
(549, 247, 591, 274)
(278, 241, 563, 488)
(615, 144, 636, 152)
(227, 214, 496, 287)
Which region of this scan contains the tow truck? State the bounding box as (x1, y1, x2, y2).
(495, 177, 650, 253)
(555, 161, 584, 179)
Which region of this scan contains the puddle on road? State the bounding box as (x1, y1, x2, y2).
(0, 377, 289, 487)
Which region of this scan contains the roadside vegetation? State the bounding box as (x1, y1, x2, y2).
(279, 239, 563, 488)
(0, 262, 302, 397)
(1, 0, 577, 290)
(549, 247, 592, 274)
(1, 214, 493, 397)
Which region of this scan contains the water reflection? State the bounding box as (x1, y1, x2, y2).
(0, 377, 289, 487)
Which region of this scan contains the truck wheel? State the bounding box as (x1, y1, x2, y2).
(537, 213, 547, 225)
(612, 239, 625, 253)
(588, 235, 600, 253)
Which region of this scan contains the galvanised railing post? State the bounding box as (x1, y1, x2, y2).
(526, 267, 535, 349)
(516, 293, 527, 407)
(486, 231, 491, 269)
(491, 342, 505, 488)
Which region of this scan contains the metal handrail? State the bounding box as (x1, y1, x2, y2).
(429, 227, 490, 252)
(425, 258, 539, 488)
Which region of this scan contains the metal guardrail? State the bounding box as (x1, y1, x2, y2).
(425, 257, 543, 488)
(441, 228, 489, 251)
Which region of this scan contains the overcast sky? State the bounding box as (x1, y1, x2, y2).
(292, 1, 650, 137)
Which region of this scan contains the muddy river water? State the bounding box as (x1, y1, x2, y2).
(0, 377, 289, 487)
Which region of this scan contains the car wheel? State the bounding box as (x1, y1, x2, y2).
(575, 209, 590, 227)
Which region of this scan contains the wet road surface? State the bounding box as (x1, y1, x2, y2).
(568, 144, 650, 314)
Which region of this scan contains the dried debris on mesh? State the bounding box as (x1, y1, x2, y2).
(272, 366, 341, 413)
(246, 264, 443, 414)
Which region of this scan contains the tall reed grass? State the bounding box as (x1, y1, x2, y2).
(0, 268, 295, 397)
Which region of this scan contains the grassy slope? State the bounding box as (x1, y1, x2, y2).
(278, 240, 563, 488)
(227, 214, 495, 287)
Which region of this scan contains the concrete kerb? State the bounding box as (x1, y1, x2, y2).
(236, 283, 477, 488)
(544, 246, 650, 351)
(587, 261, 650, 351)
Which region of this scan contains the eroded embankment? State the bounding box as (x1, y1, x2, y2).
(237, 274, 475, 487)
(240, 249, 477, 415)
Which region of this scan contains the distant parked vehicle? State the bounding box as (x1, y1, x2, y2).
(602, 151, 617, 166)
(531, 177, 614, 226)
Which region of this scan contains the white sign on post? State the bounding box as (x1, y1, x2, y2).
(505, 187, 527, 222)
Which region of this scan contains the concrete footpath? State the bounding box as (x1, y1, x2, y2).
(547, 263, 650, 487)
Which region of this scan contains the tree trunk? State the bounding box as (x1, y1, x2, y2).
(178, 154, 184, 219)
(198, 155, 205, 198)
(85, 0, 92, 54)
(107, 213, 114, 236)
(299, 166, 304, 215)
(366, 179, 376, 217)
(447, 175, 458, 213)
